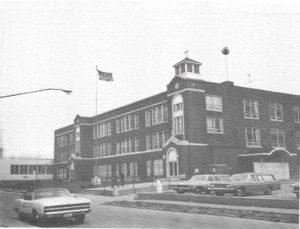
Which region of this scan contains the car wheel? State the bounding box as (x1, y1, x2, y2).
(195, 187, 204, 194)
(236, 187, 245, 197)
(264, 186, 272, 195)
(32, 209, 39, 223)
(75, 214, 85, 223)
(215, 191, 225, 196)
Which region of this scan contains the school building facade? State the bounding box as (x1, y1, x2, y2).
(53, 57, 300, 182)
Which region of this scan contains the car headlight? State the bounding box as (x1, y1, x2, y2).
(226, 184, 232, 188)
(209, 184, 215, 188)
(290, 186, 294, 190)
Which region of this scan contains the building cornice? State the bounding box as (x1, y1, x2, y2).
(168, 88, 205, 97)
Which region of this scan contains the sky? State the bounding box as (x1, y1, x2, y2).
(0, 0, 300, 159)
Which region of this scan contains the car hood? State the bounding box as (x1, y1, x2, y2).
(171, 180, 206, 185)
(33, 196, 90, 206)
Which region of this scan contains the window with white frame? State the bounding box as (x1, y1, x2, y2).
(294, 106, 300, 123)
(116, 142, 121, 154)
(271, 129, 285, 148)
(116, 119, 120, 134)
(207, 117, 224, 134)
(296, 131, 300, 149)
(245, 127, 261, 147)
(153, 159, 163, 176)
(147, 160, 152, 177)
(121, 163, 127, 178)
(129, 162, 138, 179)
(146, 135, 151, 150)
(134, 114, 139, 129)
(173, 95, 184, 135)
(145, 110, 151, 127)
(134, 137, 140, 152)
(152, 132, 159, 150)
(243, 99, 259, 119)
(269, 103, 283, 121)
(206, 95, 223, 112)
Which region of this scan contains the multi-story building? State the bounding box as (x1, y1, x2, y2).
(53, 57, 300, 182)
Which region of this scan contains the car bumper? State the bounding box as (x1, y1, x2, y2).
(39, 209, 91, 219)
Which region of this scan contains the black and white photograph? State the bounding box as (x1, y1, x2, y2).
(0, 0, 299, 228)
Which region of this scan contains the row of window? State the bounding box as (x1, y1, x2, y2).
(56, 134, 75, 147)
(92, 131, 169, 158)
(206, 95, 299, 123)
(145, 104, 168, 127)
(116, 114, 139, 134)
(93, 159, 164, 179)
(246, 128, 300, 149)
(93, 121, 112, 139)
(10, 164, 52, 175)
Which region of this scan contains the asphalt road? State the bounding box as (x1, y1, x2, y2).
(0, 191, 298, 229)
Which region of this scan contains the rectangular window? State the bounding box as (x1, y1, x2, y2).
(174, 116, 184, 134)
(116, 142, 121, 155)
(163, 104, 168, 122)
(20, 165, 28, 174)
(271, 129, 285, 148)
(245, 127, 261, 147)
(175, 66, 180, 75)
(11, 165, 19, 174)
(116, 119, 120, 134)
(206, 95, 223, 112)
(153, 159, 163, 176)
(134, 137, 140, 152)
(145, 110, 151, 127)
(134, 114, 139, 129)
(269, 103, 283, 121)
(194, 65, 199, 74)
(146, 135, 151, 150)
(121, 163, 127, 178)
(152, 132, 159, 150)
(243, 100, 259, 119)
(180, 63, 185, 73)
(152, 107, 158, 125)
(294, 106, 300, 123)
(207, 117, 224, 134)
(187, 63, 193, 72)
(296, 131, 300, 149)
(147, 160, 152, 177)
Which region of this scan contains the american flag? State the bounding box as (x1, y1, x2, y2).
(96, 69, 113, 82)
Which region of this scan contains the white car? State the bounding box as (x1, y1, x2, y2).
(13, 188, 91, 223)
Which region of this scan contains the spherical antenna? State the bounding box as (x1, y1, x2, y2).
(222, 47, 230, 55)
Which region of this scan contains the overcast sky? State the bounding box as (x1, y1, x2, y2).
(0, 0, 300, 159)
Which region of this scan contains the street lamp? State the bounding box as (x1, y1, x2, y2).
(0, 88, 72, 99)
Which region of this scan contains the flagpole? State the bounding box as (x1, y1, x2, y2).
(95, 66, 98, 115)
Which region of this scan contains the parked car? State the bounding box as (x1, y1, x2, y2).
(13, 188, 91, 223)
(290, 182, 299, 199)
(208, 172, 281, 196)
(169, 174, 230, 194)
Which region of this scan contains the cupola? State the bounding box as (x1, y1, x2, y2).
(173, 57, 202, 79)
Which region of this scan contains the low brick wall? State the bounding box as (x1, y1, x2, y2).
(136, 193, 299, 210)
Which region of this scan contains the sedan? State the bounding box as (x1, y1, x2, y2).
(13, 188, 91, 224)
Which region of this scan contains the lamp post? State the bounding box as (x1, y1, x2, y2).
(0, 88, 72, 99)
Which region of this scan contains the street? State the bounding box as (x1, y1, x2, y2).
(0, 191, 297, 228)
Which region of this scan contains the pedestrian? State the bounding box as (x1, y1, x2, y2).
(12, 182, 16, 191)
(119, 171, 125, 187)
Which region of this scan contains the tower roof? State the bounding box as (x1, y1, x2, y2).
(173, 57, 202, 67)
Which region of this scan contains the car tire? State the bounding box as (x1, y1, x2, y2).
(75, 214, 85, 223)
(264, 186, 272, 195)
(236, 187, 245, 197)
(32, 209, 40, 224)
(215, 191, 225, 196)
(195, 187, 204, 194)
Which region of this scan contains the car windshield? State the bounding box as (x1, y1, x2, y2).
(230, 174, 248, 181)
(189, 175, 207, 181)
(34, 189, 71, 200)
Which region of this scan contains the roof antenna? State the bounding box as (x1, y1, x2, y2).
(222, 47, 230, 81)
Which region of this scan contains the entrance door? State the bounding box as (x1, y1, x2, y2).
(167, 149, 178, 177)
(253, 162, 290, 180)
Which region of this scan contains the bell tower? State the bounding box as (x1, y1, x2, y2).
(173, 54, 202, 79)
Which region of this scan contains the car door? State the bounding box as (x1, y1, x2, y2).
(245, 174, 258, 193)
(256, 175, 266, 193)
